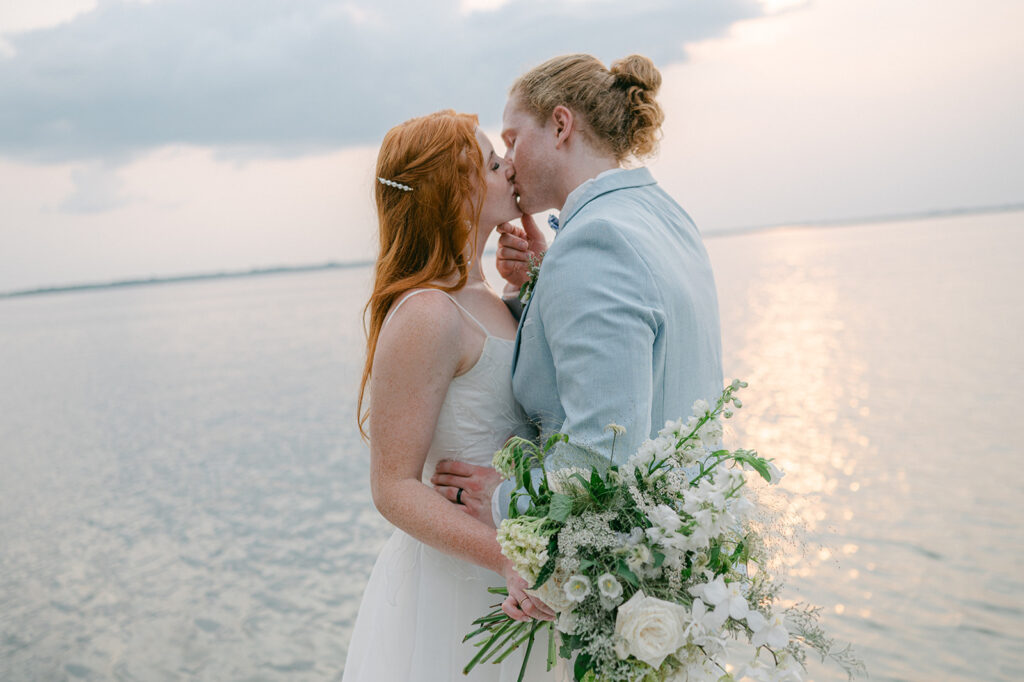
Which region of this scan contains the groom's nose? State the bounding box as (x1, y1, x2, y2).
(505, 162, 515, 182)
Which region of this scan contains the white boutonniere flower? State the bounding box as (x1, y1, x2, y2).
(518, 253, 544, 304)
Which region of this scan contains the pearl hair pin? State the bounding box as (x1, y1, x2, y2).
(377, 177, 413, 192)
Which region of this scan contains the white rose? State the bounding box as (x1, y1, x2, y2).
(613, 590, 688, 669)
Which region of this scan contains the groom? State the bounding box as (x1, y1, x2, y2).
(432, 54, 723, 621)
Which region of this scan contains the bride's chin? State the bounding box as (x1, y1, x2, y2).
(504, 203, 524, 224)
(488, 211, 522, 229)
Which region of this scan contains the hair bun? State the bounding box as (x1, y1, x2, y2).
(610, 54, 661, 94)
(512, 53, 663, 161)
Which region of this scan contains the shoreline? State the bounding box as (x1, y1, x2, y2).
(3, 201, 1022, 300)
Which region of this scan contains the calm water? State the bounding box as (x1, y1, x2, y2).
(1, 211, 1022, 681)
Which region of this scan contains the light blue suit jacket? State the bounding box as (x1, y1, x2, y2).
(493, 167, 723, 520)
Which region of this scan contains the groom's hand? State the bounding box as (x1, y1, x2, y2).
(496, 213, 547, 288)
(431, 460, 503, 528)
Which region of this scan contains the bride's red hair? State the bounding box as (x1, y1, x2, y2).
(358, 110, 485, 439)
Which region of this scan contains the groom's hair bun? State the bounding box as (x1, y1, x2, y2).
(511, 53, 664, 162)
(609, 55, 663, 160)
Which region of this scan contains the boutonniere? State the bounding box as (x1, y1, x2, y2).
(518, 253, 544, 304)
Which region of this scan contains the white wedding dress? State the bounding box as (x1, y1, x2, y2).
(342, 290, 559, 682)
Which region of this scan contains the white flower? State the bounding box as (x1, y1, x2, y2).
(666, 658, 721, 682)
(766, 461, 785, 484)
(691, 398, 710, 416)
(496, 517, 550, 584)
(628, 442, 658, 471)
(492, 436, 533, 480)
(697, 418, 724, 450)
(548, 466, 591, 495)
(613, 590, 689, 669)
(751, 611, 789, 649)
(605, 422, 627, 436)
(526, 565, 574, 614)
(648, 504, 682, 532)
(688, 575, 749, 625)
(564, 574, 591, 602)
(613, 635, 630, 660)
(625, 543, 652, 572)
(597, 573, 623, 599)
(555, 609, 578, 635)
(739, 654, 804, 682)
(721, 580, 750, 620)
(733, 495, 755, 520)
(492, 447, 515, 480)
(745, 609, 766, 632)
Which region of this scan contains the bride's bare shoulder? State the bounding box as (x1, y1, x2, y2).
(377, 289, 464, 360)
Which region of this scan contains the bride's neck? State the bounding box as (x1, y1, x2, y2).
(463, 226, 490, 285)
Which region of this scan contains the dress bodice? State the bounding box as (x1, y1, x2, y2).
(382, 289, 530, 483)
(422, 335, 529, 480)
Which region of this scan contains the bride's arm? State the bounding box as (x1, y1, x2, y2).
(368, 292, 508, 575)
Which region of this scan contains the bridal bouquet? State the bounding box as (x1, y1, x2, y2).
(463, 381, 864, 682)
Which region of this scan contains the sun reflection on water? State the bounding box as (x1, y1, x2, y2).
(708, 214, 1024, 681)
(717, 235, 874, 588)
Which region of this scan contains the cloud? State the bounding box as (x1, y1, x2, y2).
(0, 0, 762, 162)
(59, 163, 132, 213)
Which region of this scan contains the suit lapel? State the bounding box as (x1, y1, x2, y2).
(510, 291, 533, 374)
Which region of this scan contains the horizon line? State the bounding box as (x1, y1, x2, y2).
(2, 200, 1022, 300)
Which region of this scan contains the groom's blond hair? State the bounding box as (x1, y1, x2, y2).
(511, 54, 665, 162)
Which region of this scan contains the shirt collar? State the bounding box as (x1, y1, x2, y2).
(553, 167, 657, 235)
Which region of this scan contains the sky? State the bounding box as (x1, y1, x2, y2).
(1, 0, 1022, 292)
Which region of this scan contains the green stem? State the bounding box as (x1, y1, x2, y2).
(517, 622, 540, 682)
(688, 453, 729, 486)
(463, 619, 514, 674)
(547, 621, 557, 671)
(492, 622, 538, 663)
(481, 621, 528, 664)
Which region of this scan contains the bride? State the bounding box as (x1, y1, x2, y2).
(342, 110, 556, 681)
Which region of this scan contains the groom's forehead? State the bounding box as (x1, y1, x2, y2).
(501, 101, 532, 139)
(500, 101, 516, 136)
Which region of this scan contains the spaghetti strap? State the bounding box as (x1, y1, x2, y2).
(383, 288, 492, 337)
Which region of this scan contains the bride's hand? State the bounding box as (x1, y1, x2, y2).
(496, 213, 547, 288)
(500, 560, 556, 623)
(431, 459, 503, 528)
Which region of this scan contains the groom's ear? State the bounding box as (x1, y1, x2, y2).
(551, 105, 574, 149)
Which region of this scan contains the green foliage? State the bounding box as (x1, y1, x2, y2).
(574, 653, 594, 681)
(616, 559, 639, 587)
(530, 537, 559, 590)
(548, 493, 573, 523)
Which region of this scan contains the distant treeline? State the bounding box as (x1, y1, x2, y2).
(0, 261, 372, 300)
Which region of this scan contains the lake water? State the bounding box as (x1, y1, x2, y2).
(1, 211, 1022, 681)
